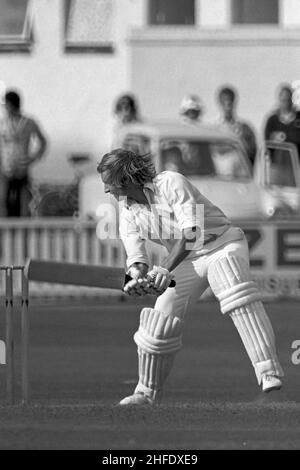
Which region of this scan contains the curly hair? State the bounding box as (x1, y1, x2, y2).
(97, 149, 156, 188)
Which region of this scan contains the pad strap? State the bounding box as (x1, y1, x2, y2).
(134, 308, 183, 355)
(217, 281, 262, 314)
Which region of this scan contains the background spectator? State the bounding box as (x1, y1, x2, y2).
(216, 86, 257, 166)
(111, 93, 142, 148)
(114, 93, 140, 125)
(264, 84, 300, 160)
(0, 89, 47, 217)
(179, 94, 204, 125)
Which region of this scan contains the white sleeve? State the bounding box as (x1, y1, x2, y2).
(119, 208, 149, 268)
(164, 173, 203, 231)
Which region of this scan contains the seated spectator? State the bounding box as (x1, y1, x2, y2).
(264, 84, 300, 161)
(162, 147, 183, 173)
(211, 143, 248, 179)
(179, 94, 204, 126)
(215, 86, 257, 166)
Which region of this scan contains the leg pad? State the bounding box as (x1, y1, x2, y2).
(134, 308, 183, 354)
(208, 256, 283, 384)
(133, 308, 184, 401)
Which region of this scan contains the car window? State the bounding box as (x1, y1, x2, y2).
(160, 139, 250, 179)
(121, 134, 151, 155)
(264, 147, 297, 187)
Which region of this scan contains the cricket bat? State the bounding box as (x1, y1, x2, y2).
(25, 259, 175, 290)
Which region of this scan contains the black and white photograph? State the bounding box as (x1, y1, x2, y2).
(0, 0, 300, 453)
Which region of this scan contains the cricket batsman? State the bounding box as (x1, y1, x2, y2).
(97, 148, 283, 406)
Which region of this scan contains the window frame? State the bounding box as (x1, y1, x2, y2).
(262, 141, 300, 189)
(231, 0, 280, 26)
(131, 0, 300, 46)
(147, 0, 196, 26)
(0, 0, 33, 53)
(64, 0, 114, 54)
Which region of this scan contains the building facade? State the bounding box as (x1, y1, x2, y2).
(131, 0, 300, 128)
(0, 0, 299, 182)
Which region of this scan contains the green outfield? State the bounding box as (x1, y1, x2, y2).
(0, 299, 299, 449)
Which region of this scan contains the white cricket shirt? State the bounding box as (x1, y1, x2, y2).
(119, 171, 238, 267)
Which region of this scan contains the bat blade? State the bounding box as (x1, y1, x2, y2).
(25, 259, 126, 290)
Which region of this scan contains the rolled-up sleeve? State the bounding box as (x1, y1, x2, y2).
(163, 173, 204, 231)
(119, 207, 149, 268)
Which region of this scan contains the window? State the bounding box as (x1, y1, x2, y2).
(149, 0, 195, 25)
(160, 140, 250, 180)
(232, 0, 279, 24)
(0, 0, 33, 52)
(64, 0, 114, 53)
(264, 146, 297, 187)
(122, 134, 151, 156)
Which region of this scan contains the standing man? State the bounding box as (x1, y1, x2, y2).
(216, 86, 257, 166)
(0, 90, 47, 217)
(264, 84, 300, 160)
(97, 149, 283, 406)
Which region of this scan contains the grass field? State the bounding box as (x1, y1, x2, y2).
(0, 298, 299, 449)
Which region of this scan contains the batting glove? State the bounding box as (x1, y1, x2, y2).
(146, 266, 174, 294)
(123, 277, 149, 297)
(127, 265, 143, 280)
(123, 266, 149, 297)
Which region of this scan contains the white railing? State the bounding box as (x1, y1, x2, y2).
(0, 218, 166, 297)
(4, 217, 300, 300)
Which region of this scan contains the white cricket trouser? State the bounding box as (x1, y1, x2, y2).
(153, 228, 283, 384)
(155, 231, 249, 317)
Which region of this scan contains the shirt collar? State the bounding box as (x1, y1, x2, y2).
(125, 180, 155, 210)
(143, 180, 155, 193)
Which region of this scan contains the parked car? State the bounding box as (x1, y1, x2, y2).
(80, 121, 300, 222)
